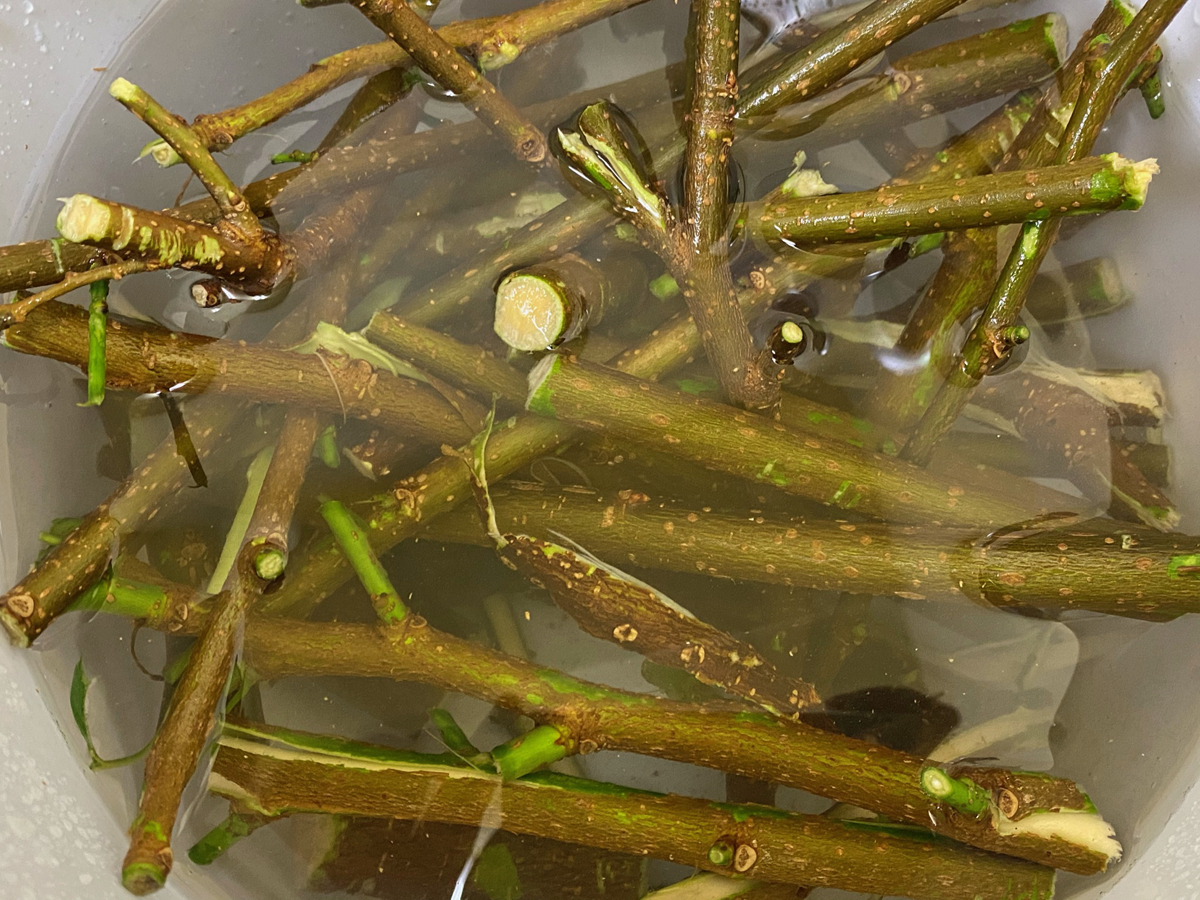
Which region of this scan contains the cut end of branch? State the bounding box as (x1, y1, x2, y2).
(121, 860, 169, 896)
(495, 273, 568, 351)
(57, 195, 112, 244)
(254, 546, 288, 581)
(0, 605, 32, 648)
(108, 76, 140, 104)
(1114, 155, 1160, 208)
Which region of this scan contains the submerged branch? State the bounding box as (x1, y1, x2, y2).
(3, 302, 472, 448)
(352, 0, 547, 163)
(207, 721, 1056, 900)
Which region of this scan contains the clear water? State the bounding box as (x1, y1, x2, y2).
(5, 0, 1200, 898)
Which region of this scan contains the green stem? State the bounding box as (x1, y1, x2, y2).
(141, 0, 649, 166)
(759, 153, 1156, 247)
(109, 78, 260, 236)
(683, 0, 739, 253)
(428, 707, 484, 759)
(76, 581, 1115, 871)
(208, 722, 1057, 899)
(737, 0, 973, 119)
(1139, 66, 1166, 118)
(3, 301, 472, 448)
(491, 723, 570, 779)
(230, 624, 1109, 873)
(320, 499, 408, 624)
(314, 66, 418, 154)
(81, 279, 108, 407)
(315, 424, 340, 469)
(187, 810, 273, 865)
(351, 0, 546, 163)
(901, 0, 1181, 465)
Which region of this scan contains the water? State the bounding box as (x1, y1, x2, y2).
(4, 0, 1200, 897)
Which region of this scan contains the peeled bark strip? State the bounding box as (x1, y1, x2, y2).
(3, 302, 471, 448)
(422, 484, 1200, 620)
(494, 253, 612, 350)
(525, 354, 1071, 528)
(208, 725, 1056, 900)
(758, 153, 1156, 248)
(352, 0, 547, 163)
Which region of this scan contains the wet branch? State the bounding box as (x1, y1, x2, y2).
(351, 0, 547, 163)
(3, 301, 472, 448)
(207, 721, 1056, 900)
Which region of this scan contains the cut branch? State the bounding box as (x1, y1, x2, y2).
(77, 585, 1118, 872)
(422, 483, 1200, 620)
(207, 722, 1056, 900)
(525, 353, 1080, 528)
(351, 0, 547, 163)
(758, 153, 1156, 248)
(493, 253, 612, 351)
(3, 301, 472, 447)
(900, 0, 1183, 464)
